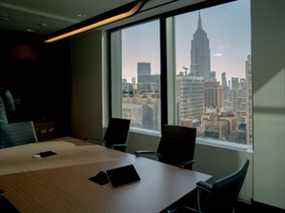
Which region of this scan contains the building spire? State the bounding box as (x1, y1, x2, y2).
(198, 11, 202, 29)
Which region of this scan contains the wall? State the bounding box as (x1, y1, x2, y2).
(0, 30, 71, 138)
(70, 30, 103, 141)
(252, 0, 285, 209)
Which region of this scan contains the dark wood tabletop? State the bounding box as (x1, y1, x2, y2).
(0, 144, 210, 213)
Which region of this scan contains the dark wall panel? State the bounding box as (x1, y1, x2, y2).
(0, 31, 71, 140)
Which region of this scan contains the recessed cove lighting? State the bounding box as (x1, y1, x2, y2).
(26, 28, 35, 33)
(40, 23, 47, 27)
(45, 0, 147, 43)
(0, 16, 10, 22)
(77, 14, 86, 18)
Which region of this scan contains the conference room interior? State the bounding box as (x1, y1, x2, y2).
(0, 0, 284, 212)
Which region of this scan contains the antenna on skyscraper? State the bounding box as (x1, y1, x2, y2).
(198, 11, 202, 29)
(182, 66, 189, 75)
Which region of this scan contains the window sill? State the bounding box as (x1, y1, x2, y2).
(128, 127, 253, 153)
(129, 127, 161, 137)
(197, 137, 253, 153)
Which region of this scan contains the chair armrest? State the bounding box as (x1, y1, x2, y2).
(177, 159, 196, 169)
(134, 150, 158, 156)
(183, 206, 200, 212)
(195, 181, 214, 213)
(110, 144, 127, 148)
(166, 206, 200, 213)
(110, 144, 128, 152)
(170, 181, 212, 213)
(196, 181, 213, 192)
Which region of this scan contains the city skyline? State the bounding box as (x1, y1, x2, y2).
(121, 0, 250, 82)
(118, 0, 251, 145)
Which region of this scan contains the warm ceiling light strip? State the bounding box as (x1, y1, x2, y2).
(45, 1, 144, 43)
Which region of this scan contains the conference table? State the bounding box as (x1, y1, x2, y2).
(0, 139, 211, 213)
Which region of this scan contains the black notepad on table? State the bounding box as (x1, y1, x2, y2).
(106, 164, 140, 187)
(33, 151, 57, 158)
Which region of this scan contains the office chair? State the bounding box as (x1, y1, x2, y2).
(0, 121, 38, 149)
(0, 194, 19, 213)
(172, 160, 250, 213)
(135, 125, 197, 169)
(104, 118, 130, 152)
(0, 89, 16, 125)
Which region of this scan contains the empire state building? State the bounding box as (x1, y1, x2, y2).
(190, 12, 211, 80)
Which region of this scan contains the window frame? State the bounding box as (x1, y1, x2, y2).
(107, 0, 253, 150)
(110, 19, 163, 132)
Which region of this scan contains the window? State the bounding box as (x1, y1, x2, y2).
(174, 0, 251, 144)
(109, 0, 252, 146)
(110, 20, 161, 132)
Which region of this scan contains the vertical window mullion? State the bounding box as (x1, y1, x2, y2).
(166, 17, 177, 125)
(110, 31, 123, 118)
(160, 17, 168, 128)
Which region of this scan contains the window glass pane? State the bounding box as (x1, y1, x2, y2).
(174, 0, 252, 144)
(111, 20, 161, 132)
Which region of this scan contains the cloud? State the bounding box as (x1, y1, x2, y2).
(214, 53, 223, 57)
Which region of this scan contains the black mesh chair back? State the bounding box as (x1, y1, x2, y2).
(104, 118, 130, 148)
(0, 121, 38, 149)
(157, 125, 196, 166)
(200, 160, 250, 213)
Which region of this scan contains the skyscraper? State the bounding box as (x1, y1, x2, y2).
(137, 62, 151, 83)
(137, 62, 160, 93)
(245, 55, 252, 144)
(231, 77, 240, 90)
(221, 72, 227, 88)
(204, 81, 222, 110)
(176, 73, 204, 123)
(190, 12, 211, 80)
(210, 71, 216, 81)
(137, 62, 151, 93)
(246, 55, 252, 98)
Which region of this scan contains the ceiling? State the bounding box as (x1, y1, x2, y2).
(0, 0, 134, 34)
(0, 0, 205, 35)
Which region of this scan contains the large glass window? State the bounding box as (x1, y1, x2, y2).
(110, 0, 252, 146)
(174, 0, 251, 144)
(111, 20, 161, 132)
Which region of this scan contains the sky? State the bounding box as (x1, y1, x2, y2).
(120, 0, 251, 82)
